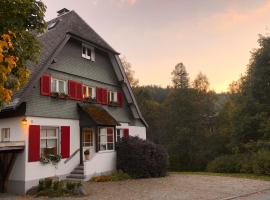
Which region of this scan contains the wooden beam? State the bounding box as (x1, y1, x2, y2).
(2, 153, 17, 192)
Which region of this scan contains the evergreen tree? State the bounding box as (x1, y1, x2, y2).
(171, 62, 189, 89)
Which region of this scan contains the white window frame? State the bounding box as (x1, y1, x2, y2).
(83, 128, 93, 147)
(82, 44, 95, 61)
(98, 127, 114, 152)
(40, 126, 59, 156)
(51, 78, 67, 94)
(1, 128, 10, 142)
(116, 129, 124, 142)
(83, 85, 96, 99)
(109, 91, 118, 103)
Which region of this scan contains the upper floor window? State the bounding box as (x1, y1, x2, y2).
(108, 91, 118, 103)
(83, 85, 96, 99)
(82, 44, 95, 62)
(51, 78, 67, 94)
(1, 128, 10, 142)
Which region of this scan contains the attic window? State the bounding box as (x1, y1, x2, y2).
(48, 20, 59, 30)
(82, 44, 95, 62)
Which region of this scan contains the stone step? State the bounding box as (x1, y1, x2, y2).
(66, 174, 85, 179)
(75, 165, 84, 170)
(71, 170, 84, 175)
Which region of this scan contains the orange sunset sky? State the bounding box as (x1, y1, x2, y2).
(43, 0, 270, 92)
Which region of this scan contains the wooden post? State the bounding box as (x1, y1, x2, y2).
(80, 127, 83, 165)
(2, 153, 17, 193)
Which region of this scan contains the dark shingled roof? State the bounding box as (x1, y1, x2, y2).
(78, 103, 119, 126)
(9, 10, 119, 107)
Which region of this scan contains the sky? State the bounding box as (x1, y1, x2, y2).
(43, 0, 270, 92)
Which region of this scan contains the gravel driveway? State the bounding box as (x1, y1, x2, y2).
(1, 174, 270, 200)
(83, 174, 270, 200)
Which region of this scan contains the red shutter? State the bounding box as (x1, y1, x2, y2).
(107, 128, 113, 143)
(68, 80, 77, 100)
(96, 87, 102, 104)
(76, 83, 83, 100)
(123, 128, 129, 137)
(61, 126, 70, 158)
(40, 75, 51, 96)
(117, 91, 123, 107)
(103, 88, 108, 105)
(28, 125, 40, 162)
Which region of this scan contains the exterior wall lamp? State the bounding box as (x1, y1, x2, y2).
(22, 118, 27, 125)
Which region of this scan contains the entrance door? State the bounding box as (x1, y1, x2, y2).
(82, 128, 95, 160)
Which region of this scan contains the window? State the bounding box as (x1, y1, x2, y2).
(98, 128, 114, 151)
(51, 78, 67, 94)
(40, 127, 59, 156)
(1, 128, 10, 142)
(83, 128, 93, 147)
(83, 85, 96, 99)
(116, 129, 123, 142)
(109, 91, 118, 103)
(82, 44, 95, 61)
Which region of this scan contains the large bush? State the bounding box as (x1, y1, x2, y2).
(207, 154, 242, 173)
(252, 150, 270, 175)
(116, 136, 169, 178)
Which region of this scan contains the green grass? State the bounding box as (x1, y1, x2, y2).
(171, 171, 270, 181)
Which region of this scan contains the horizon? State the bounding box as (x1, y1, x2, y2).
(43, 0, 269, 92)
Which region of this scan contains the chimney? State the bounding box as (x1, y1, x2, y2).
(57, 8, 70, 16)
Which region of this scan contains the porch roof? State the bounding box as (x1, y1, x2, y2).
(77, 103, 119, 127)
(0, 141, 25, 152)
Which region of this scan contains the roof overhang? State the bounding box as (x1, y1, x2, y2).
(77, 103, 120, 127)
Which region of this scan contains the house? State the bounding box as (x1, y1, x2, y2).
(0, 8, 147, 194)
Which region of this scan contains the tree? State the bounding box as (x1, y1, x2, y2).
(193, 72, 209, 92)
(171, 62, 189, 89)
(0, 0, 46, 106)
(121, 56, 139, 88)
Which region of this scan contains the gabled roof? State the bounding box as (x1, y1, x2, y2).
(3, 9, 147, 127)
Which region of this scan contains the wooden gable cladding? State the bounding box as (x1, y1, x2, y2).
(40, 75, 51, 96)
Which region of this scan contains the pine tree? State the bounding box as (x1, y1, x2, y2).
(171, 62, 189, 89)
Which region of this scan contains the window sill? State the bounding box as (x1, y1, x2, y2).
(97, 150, 115, 154)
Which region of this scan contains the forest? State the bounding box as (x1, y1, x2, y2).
(123, 33, 270, 175)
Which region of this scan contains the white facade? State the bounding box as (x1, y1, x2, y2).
(0, 116, 146, 194)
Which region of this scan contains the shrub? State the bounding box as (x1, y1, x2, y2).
(252, 150, 270, 175)
(36, 179, 83, 197)
(207, 154, 242, 173)
(91, 171, 131, 182)
(116, 136, 169, 178)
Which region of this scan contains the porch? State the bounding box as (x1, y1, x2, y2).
(66, 103, 119, 180)
(0, 141, 25, 193)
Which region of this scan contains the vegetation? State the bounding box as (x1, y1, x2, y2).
(125, 33, 270, 176)
(116, 136, 169, 178)
(36, 178, 82, 197)
(0, 0, 46, 106)
(91, 171, 131, 182)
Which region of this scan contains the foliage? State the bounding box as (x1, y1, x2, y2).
(40, 154, 61, 165)
(91, 171, 131, 182)
(121, 56, 139, 88)
(207, 154, 242, 173)
(0, 0, 46, 106)
(193, 72, 210, 92)
(171, 62, 189, 89)
(116, 136, 169, 178)
(37, 178, 82, 197)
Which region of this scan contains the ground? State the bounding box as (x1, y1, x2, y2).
(1, 173, 270, 199)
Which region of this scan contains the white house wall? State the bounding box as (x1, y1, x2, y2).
(24, 117, 80, 190)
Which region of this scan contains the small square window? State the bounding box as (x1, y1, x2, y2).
(51, 78, 67, 94)
(1, 128, 10, 142)
(82, 44, 95, 61)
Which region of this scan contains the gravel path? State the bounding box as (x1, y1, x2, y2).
(1, 174, 270, 200)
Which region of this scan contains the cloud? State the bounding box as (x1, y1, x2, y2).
(199, 0, 270, 33)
